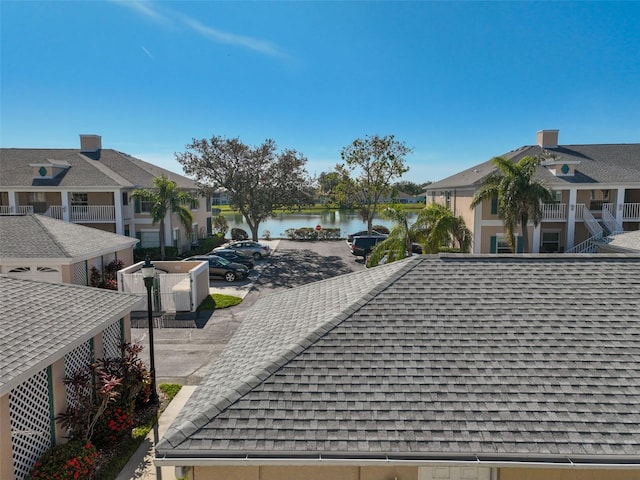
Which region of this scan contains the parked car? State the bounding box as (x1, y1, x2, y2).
(183, 255, 249, 282)
(214, 241, 271, 260)
(208, 249, 255, 269)
(347, 229, 385, 244)
(350, 235, 388, 258)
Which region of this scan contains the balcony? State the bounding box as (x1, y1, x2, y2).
(41, 205, 116, 222)
(541, 202, 640, 223)
(0, 205, 35, 215)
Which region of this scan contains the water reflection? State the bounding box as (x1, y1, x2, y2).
(222, 210, 419, 238)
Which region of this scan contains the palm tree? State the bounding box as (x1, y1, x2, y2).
(132, 174, 199, 259)
(367, 204, 471, 267)
(413, 203, 472, 254)
(470, 156, 553, 253)
(367, 206, 414, 267)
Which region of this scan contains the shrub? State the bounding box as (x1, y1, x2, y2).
(231, 227, 248, 240)
(284, 227, 341, 240)
(262, 230, 271, 240)
(134, 246, 178, 262)
(185, 233, 226, 255)
(29, 440, 98, 480)
(372, 224, 390, 234)
(213, 214, 229, 235)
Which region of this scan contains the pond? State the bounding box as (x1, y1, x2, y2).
(222, 210, 419, 238)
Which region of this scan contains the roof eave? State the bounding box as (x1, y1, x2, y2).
(155, 451, 640, 469)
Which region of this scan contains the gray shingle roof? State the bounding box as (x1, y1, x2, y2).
(0, 275, 144, 395)
(158, 255, 640, 464)
(428, 143, 640, 190)
(0, 148, 197, 189)
(0, 214, 138, 260)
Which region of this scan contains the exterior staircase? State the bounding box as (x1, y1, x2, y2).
(567, 206, 624, 253)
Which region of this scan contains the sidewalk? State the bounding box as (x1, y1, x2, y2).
(115, 386, 197, 480)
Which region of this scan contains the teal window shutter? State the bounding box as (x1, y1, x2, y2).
(135, 231, 142, 248)
(490, 196, 498, 215)
(134, 198, 141, 213)
(517, 236, 524, 253)
(490, 236, 497, 253)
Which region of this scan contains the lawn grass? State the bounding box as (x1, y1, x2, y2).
(197, 293, 243, 311)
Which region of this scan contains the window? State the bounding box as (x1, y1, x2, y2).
(71, 193, 88, 206)
(444, 191, 451, 210)
(140, 231, 160, 248)
(191, 223, 199, 245)
(541, 231, 561, 253)
(122, 192, 129, 206)
(551, 190, 562, 204)
(140, 200, 154, 213)
(490, 235, 523, 254)
(490, 196, 498, 215)
(173, 228, 180, 248)
(29, 192, 46, 203)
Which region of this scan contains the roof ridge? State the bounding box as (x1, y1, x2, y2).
(31, 214, 71, 257)
(160, 258, 420, 449)
(76, 152, 135, 187)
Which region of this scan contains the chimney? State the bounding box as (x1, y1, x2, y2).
(536, 130, 559, 148)
(80, 134, 102, 153)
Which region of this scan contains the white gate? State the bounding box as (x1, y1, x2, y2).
(119, 271, 190, 312)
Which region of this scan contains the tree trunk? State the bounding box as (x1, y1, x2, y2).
(159, 219, 166, 260)
(249, 224, 259, 242)
(521, 222, 529, 254)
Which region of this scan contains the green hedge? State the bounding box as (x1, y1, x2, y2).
(284, 227, 341, 241)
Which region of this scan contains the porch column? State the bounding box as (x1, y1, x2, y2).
(114, 190, 124, 235)
(532, 223, 541, 253)
(61, 191, 71, 222)
(566, 188, 577, 250)
(8, 191, 17, 212)
(616, 187, 625, 224)
(473, 201, 482, 254)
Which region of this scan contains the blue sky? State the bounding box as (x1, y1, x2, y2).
(2, 1, 639, 183)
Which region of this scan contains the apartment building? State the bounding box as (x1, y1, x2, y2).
(426, 130, 640, 253)
(0, 135, 212, 253)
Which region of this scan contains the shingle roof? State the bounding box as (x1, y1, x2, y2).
(427, 143, 640, 190)
(0, 214, 138, 261)
(0, 275, 144, 395)
(158, 255, 640, 465)
(0, 148, 197, 189)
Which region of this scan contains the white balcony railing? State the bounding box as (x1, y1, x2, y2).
(44, 205, 64, 220)
(575, 203, 585, 221)
(624, 203, 640, 221)
(0, 205, 35, 214)
(41, 205, 117, 222)
(70, 205, 116, 222)
(541, 203, 566, 221)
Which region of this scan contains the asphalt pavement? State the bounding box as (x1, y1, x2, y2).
(131, 239, 363, 385)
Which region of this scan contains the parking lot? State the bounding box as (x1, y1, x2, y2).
(132, 239, 364, 384)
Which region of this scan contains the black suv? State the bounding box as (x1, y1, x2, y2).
(350, 235, 387, 258)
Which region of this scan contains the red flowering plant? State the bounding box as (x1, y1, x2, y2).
(92, 343, 151, 447)
(29, 440, 98, 480)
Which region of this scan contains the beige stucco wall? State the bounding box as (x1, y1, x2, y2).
(87, 191, 114, 205)
(0, 394, 12, 480)
(16, 191, 61, 207)
(498, 467, 640, 480)
(451, 190, 476, 238)
(192, 465, 640, 480)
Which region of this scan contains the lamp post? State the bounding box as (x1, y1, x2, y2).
(141, 256, 159, 404)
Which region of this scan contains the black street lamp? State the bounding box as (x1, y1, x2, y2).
(141, 256, 159, 404)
